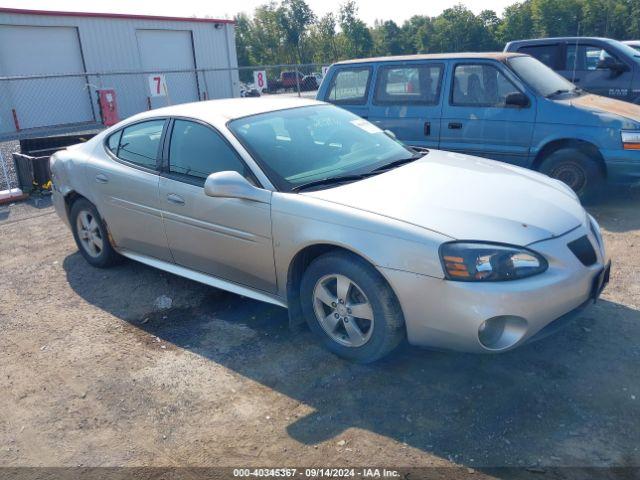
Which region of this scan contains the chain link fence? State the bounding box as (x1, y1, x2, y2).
(0, 63, 330, 192)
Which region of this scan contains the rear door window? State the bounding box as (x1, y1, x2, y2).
(452, 64, 521, 107)
(111, 119, 165, 169)
(517, 44, 560, 68)
(325, 67, 371, 105)
(374, 64, 443, 105)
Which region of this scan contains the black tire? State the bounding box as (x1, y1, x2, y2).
(539, 148, 603, 203)
(300, 251, 405, 363)
(70, 198, 120, 268)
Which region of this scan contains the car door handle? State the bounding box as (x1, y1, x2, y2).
(448, 122, 462, 130)
(94, 173, 109, 184)
(166, 193, 185, 205)
(424, 121, 431, 136)
(573, 78, 581, 83)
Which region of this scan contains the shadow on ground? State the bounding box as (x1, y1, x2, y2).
(587, 185, 640, 233)
(63, 252, 640, 470)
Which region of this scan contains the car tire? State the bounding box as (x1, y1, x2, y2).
(539, 148, 603, 203)
(300, 251, 405, 363)
(70, 198, 120, 268)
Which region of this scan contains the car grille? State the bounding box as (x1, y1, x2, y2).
(567, 235, 597, 266)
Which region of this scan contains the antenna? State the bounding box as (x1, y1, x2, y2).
(571, 23, 580, 83)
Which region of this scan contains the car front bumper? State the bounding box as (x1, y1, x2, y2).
(381, 225, 608, 353)
(603, 148, 640, 184)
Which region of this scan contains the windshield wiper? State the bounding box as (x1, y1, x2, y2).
(291, 173, 372, 192)
(370, 151, 428, 173)
(292, 151, 428, 192)
(546, 89, 573, 98)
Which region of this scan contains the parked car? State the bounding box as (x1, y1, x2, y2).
(318, 52, 640, 200)
(268, 71, 319, 92)
(504, 37, 640, 103)
(51, 98, 609, 362)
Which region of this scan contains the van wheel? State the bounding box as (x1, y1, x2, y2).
(70, 199, 120, 268)
(539, 148, 603, 202)
(300, 251, 405, 363)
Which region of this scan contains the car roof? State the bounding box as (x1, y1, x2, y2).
(507, 37, 619, 45)
(334, 52, 525, 65)
(125, 97, 325, 127)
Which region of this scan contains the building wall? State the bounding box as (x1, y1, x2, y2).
(0, 10, 239, 137)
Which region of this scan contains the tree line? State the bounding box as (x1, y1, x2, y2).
(234, 0, 640, 67)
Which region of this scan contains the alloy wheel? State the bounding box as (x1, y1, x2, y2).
(76, 210, 104, 258)
(312, 274, 374, 348)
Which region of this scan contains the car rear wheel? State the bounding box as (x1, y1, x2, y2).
(70, 199, 120, 268)
(300, 251, 405, 363)
(539, 148, 603, 203)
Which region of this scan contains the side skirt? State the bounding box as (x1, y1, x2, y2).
(117, 249, 288, 309)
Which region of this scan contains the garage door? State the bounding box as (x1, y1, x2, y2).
(0, 25, 94, 131)
(136, 29, 200, 109)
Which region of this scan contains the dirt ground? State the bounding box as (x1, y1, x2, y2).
(0, 187, 639, 478)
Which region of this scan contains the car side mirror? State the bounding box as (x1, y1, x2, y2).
(204, 171, 271, 203)
(505, 92, 529, 108)
(383, 129, 397, 140)
(596, 56, 628, 73)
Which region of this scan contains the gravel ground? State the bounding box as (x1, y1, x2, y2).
(0, 187, 639, 478)
(0, 140, 20, 191)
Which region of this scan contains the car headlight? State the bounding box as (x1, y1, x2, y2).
(439, 242, 548, 282)
(621, 130, 640, 150)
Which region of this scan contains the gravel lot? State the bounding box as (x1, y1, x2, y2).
(0, 187, 639, 477)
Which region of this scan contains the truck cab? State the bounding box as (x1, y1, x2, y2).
(504, 37, 640, 103)
(317, 52, 640, 200)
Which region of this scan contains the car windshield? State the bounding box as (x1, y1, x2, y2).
(507, 55, 578, 97)
(227, 105, 417, 191)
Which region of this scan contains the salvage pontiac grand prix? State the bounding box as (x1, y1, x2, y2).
(50, 98, 610, 362)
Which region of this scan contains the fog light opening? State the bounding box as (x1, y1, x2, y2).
(478, 316, 528, 351)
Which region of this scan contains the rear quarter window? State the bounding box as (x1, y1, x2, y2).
(324, 67, 372, 105)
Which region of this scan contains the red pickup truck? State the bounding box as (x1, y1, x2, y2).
(268, 71, 319, 92)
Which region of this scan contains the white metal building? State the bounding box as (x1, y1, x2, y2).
(0, 7, 239, 138)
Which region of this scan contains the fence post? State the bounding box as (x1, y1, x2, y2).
(295, 65, 301, 97)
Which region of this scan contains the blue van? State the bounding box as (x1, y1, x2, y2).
(316, 52, 640, 200)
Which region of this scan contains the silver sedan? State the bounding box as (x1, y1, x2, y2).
(51, 98, 610, 362)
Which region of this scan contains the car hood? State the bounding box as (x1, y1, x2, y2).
(302, 150, 586, 246)
(569, 93, 640, 123)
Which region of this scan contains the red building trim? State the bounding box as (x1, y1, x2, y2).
(0, 7, 235, 24)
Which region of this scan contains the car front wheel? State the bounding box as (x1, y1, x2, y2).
(539, 148, 603, 202)
(300, 251, 405, 363)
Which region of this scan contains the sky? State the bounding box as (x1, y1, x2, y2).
(1, 0, 515, 25)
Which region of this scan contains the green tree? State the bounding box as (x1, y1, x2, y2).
(309, 13, 339, 62)
(279, 0, 316, 64)
(371, 20, 404, 56)
(429, 4, 495, 52)
(497, 1, 534, 43)
(338, 1, 373, 58)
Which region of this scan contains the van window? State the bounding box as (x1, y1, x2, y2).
(325, 67, 371, 104)
(452, 64, 521, 107)
(374, 64, 443, 105)
(517, 44, 560, 68)
(566, 44, 615, 71)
